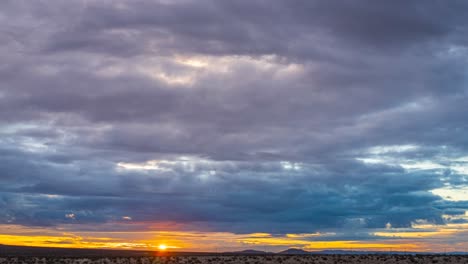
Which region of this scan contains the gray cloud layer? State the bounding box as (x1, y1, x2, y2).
(1, 0, 467, 237)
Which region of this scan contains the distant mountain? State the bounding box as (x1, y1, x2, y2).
(278, 248, 311, 255)
(275, 248, 468, 256)
(1, 244, 467, 257)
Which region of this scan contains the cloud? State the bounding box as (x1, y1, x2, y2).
(0, 0, 467, 250)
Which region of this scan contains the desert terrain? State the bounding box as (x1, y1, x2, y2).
(1, 254, 468, 264)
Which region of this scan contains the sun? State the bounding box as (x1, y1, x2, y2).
(158, 244, 167, 251)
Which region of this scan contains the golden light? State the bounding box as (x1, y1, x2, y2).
(158, 244, 167, 251)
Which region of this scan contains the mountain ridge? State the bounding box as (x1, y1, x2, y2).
(1, 244, 467, 256)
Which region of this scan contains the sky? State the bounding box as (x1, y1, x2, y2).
(1, 0, 468, 253)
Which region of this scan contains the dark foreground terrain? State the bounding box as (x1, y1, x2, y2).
(1, 245, 467, 264)
(1, 255, 468, 264)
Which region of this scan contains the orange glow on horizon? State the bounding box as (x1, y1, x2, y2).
(0, 223, 467, 253)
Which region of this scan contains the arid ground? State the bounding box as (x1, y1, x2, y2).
(1, 255, 468, 264)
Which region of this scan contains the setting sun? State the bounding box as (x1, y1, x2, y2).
(158, 244, 167, 251)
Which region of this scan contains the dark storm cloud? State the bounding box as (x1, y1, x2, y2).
(1, 0, 467, 237)
(0, 147, 452, 232)
(39, 0, 468, 56)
